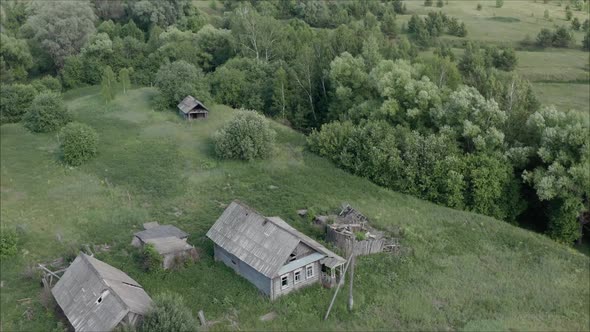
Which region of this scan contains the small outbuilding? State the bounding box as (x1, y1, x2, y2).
(177, 95, 209, 120)
(52, 253, 153, 332)
(326, 204, 399, 256)
(132, 223, 197, 269)
(207, 200, 346, 300)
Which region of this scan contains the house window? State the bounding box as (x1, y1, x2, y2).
(280, 274, 289, 289)
(288, 253, 297, 262)
(294, 269, 302, 284)
(306, 264, 314, 279)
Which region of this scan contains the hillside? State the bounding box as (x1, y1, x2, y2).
(1, 87, 588, 331)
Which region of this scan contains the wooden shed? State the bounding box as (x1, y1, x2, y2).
(131, 224, 197, 269)
(177, 95, 209, 120)
(207, 201, 346, 300)
(326, 204, 399, 256)
(51, 253, 153, 332)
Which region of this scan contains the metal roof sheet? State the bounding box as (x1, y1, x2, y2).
(277, 252, 324, 276)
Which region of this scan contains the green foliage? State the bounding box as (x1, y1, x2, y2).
(477, 3, 483, 11)
(60, 122, 99, 166)
(213, 110, 276, 161)
(565, 9, 573, 21)
(0, 33, 33, 83)
(437, 0, 444, 7)
(424, 0, 434, 7)
(536, 26, 574, 48)
(23, 92, 71, 133)
(23, 0, 96, 68)
(31, 76, 62, 93)
(496, 0, 504, 8)
(141, 243, 163, 272)
(571, 17, 581, 30)
(381, 9, 398, 37)
(101, 66, 118, 103)
(128, 0, 194, 30)
(119, 68, 131, 94)
(60, 56, 85, 88)
(141, 292, 197, 332)
(584, 31, 590, 50)
(544, 9, 550, 20)
(154, 60, 210, 109)
(0, 228, 18, 259)
(0, 84, 37, 123)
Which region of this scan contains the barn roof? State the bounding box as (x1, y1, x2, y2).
(146, 236, 193, 255)
(134, 225, 188, 242)
(177, 95, 209, 114)
(206, 201, 345, 278)
(52, 254, 153, 331)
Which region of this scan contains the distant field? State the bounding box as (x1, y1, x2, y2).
(533, 82, 590, 112)
(401, 0, 589, 45)
(1, 87, 588, 331)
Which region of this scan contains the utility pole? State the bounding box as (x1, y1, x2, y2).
(348, 237, 355, 312)
(324, 253, 353, 321)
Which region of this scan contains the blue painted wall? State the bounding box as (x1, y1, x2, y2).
(214, 244, 271, 296)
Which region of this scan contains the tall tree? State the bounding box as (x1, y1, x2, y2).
(101, 66, 117, 103)
(119, 68, 131, 94)
(23, 0, 96, 68)
(0, 33, 33, 83)
(230, 3, 283, 62)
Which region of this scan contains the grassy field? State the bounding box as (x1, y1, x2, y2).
(410, 0, 590, 113)
(1, 87, 589, 331)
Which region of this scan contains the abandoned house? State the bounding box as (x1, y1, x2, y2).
(132, 223, 197, 269)
(51, 253, 153, 332)
(207, 201, 347, 300)
(177, 95, 209, 120)
(326, 204, 399, 256)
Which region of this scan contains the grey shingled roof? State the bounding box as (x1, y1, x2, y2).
(134, 225, 188, 242)
(52, 254, 153, 332)
(177, 95, 209, 114)
(206, 201, 345, 278)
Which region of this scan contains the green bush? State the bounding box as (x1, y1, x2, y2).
(142, 243, 163, 272)
(154, 60, 210, 109)
(60, 122, 99, 166)
(213, 110, 276, 160)
(142, 292, 197, 332)
(0, 84, 37, 123)
(23, 92, 71, 133)
(31, 76, 62, 93)
(0, 228, 18, 259)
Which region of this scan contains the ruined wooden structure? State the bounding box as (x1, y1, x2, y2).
(326, 204, 399, 257)
(132, 223, 197, 269)
(177, 95, 209, 120)
(52, 254, 153, 332)
(207, 200, 346, 300)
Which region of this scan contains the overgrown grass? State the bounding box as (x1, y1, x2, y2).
(1, 87, 588, 331)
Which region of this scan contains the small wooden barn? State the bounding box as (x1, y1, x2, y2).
(51, 253, 153, 332)
(207, 201, 346, 300)
(177, 95, 209, 120)
(131, 224, 197, 269)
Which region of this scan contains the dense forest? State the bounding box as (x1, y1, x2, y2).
(1, 0, 588, 245)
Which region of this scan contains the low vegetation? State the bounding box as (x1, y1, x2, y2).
(23, 92, 71, 133)
(213, 110, 276, 161)
(60, 122, 99, 166)
(142, 292, 197, 332)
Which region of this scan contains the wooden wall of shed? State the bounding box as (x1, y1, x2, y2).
(213, 244, 271, 296)
(326, 227, 385, 256)
(271, 260, 320, 301)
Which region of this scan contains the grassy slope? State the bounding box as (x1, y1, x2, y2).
(1, 87, 588, 331)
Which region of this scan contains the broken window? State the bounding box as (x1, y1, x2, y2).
(95, 289, 110, 305)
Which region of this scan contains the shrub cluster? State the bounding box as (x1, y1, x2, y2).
(23, 92, 71, 133)
(213, 110, 276, 161)
(142, 243, 163, 272)
(60, 122, 99, 166)
(536, 26, 574, 48)
(0, 229, 18, 259)
(142, 292, 197, 332)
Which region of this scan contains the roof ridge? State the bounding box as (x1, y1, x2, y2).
(79, 254, 133, 312)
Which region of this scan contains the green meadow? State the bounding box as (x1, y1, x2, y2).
(1, 88, 588, 331)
